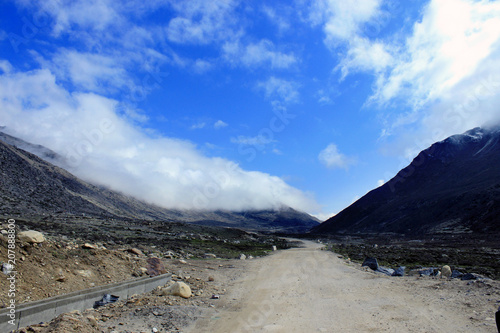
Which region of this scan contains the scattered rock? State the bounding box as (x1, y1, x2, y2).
(272, 246, 277, 251)
(139, 267, 148, 275)
(129, 248, 144, 256)
(161, 282, 192, 299)
(208, 276, 215, 282)
(461, 273, 480, 281)
(204, 253, 217, 259)
(2, 262, 14, 275)
(146, 257, 167, 276)
(86, 315, 98, 327)
(164, 251, 175, 259)
(82, 243, 98, 249)
(392, 266, 405, 277)
(239, 254, 247, 260)
(55, 272, 66, 282)
(179, 259, 187, 264)
(451, 270, 463, 279)
(376, 266, 395, 276)
(18, 230, 45, 243)
(441, 265, 452, 278)
(362, 257, 378, 271)
(419, 268, 439, 277)
(75, 269, 92, 278)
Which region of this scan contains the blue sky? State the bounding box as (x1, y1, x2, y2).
(1, 0, 500, 220)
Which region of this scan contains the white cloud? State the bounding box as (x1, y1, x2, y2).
(16, 0, 123, 36)
(307, 0, 391, 78)
(257, 77, 300, 103)
(193, 59, 214, 73)
(370, 0, 500, 109)
(309, 0, 383, 41)
(262, 5, 291, 33)
(223, 39, 297, 69)
(214, 120, 228, 129)
(318, 143, 354, 169)
(47, 50, 131, 92)
(272, 148, 283, 155)
(191, 122, 206, 130)
(0, 68, 319, 213)
(0, 60, 13, 74)
(312, 212, 335, 222)
(369, 0, 500, 156)
(165, 0, 239, 44)
(230, 134, 276, 146)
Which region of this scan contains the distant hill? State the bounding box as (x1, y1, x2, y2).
(0, 134, 319, 233)
(312, 127, 500, 236)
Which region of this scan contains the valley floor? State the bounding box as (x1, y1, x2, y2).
(7, 240, 500, 332)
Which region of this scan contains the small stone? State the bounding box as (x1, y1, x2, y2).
(208, 276, 215, 282)
(82, 243, 98, 249)
(129, 248, 144, 256)
(179, 259, 187, 264)
(239, 254, 246, 260)
(75, 270, 92, 278)
(86, 315, 98, 327)
(204, 253, 217, 259)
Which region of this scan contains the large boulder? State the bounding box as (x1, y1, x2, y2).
(18, 230, 45, 243)
(362, 257, 378, 271)
(392, 266, 406, 277)
(441, 265, 452, 278)
(161, 282, 191, 299)
(146, 257, 167, 277)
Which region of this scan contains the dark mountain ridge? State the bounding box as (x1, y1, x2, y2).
(0, 135, 318, 233)
(312, 126, 500, 236)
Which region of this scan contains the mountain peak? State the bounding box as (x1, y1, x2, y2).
(312, 127, 500, 236)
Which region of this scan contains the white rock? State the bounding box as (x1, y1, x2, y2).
(75, 269, 92, 278)
(18, 230, 45, 243)
(239, 254, 246, 260)
(272, 246, 277, 251)
(441, 265, 452, 278)
(161, 282, 192, 298)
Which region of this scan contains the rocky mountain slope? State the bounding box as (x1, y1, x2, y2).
(0, 134, 318, 233)
(312, 126, 500, 236)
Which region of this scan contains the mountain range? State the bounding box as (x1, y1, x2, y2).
(0, 131, 319, 233)
(312, 126, 500, 236)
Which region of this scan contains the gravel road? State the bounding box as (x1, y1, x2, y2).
(188, 240, 499, 332)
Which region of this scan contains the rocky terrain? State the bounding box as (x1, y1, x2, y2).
(313, 126, 500, 236)
(0, 133, 319, 234)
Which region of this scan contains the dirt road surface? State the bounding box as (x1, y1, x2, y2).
(188, 240, 498, 333)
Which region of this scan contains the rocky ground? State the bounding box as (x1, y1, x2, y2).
(1, 219, 500, 332)
(322, 234, 500, 280)
(11, 258, 248, 333)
